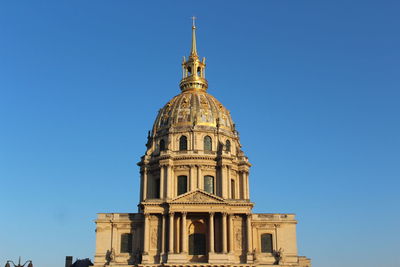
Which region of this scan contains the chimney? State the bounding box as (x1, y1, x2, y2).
(65, 256, 73, 267)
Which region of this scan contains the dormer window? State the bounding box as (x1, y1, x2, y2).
(225, 140, 231, 152)
(204, 175, 214, 194)
(160, 139, 166, 151)
(179, 136, 188, 151)
(204, 136, 212, 151)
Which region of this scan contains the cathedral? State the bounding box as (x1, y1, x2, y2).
(93, 23, 311, 267)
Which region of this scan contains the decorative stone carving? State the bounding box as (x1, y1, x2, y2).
(171, 190, 224, 203)
(151, 227, 158, 249)
(235, 228, 242, 250)
(181, 96, 190, 108)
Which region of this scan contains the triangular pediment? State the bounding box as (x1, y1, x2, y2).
(170, 190, 225, 204)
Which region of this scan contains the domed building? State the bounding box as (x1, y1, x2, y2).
(93, 22, 311, 267)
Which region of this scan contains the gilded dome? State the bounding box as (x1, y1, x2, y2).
(153, 90, 235, 134)
(151, 23, 236, 137)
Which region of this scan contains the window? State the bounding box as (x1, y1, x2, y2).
(189, 233, 206, 255)
(204, 176, 214, 194)
(225, 140, 231, 152)
(120, 233, 132, 253)
(159, 139, 165, 151)
(204, 136, 212, 151)
(179, 136, 187, 151)
(230, 179, 235, 199)
(261, 233, 273, 253)
(177, 175, 187, 195)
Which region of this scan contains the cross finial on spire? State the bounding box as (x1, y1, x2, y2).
(191, 16, 196, 28)
(190, 16, 198, 57)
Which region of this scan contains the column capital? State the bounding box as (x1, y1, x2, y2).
(182, 211, 187, 216)
(169, 211, 175, 216)
(222, 212, 228, 217)
(209, 212, 215, 216)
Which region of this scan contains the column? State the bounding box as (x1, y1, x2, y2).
(161, 214, 166, 255)
(228, 214, 233, 253)
(274, 224, 280, 252)
(143, 168, 148, 200)
(181, 212, 188, 253)
(246, 172, 250, 199)
(190, 165, 196, 191)
(242, 171, 249, 199)
(221, 165, 228, 198)
(241, 172, 247, 199)
(143, 213, 150, 254)
(172, 167, 176, 197)
(228, 173, 232, 199)
(168, 212, 174, 253)
(166, 165, 172, 199)
(140, 171, 144, 201)
(246, 214, 252, 253)
(197, 165, 202, 189)
(160, 165, 165, 199)
(235, 174, 242, 199)
(222, 212, 227, 253)
(209, 212, 215, 253)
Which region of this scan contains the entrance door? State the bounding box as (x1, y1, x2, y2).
(189, 233, 206, 255)
(188, 220, 207, 262)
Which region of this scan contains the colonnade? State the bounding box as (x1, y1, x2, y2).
(140, 164, 250, 201)
(142, 212, 253, 257)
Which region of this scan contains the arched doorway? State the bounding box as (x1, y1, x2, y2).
(188, 220, 207, 262)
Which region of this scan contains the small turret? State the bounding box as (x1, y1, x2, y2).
(180, 18, 208, 92)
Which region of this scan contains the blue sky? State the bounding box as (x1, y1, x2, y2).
(0, 1, 399, 266)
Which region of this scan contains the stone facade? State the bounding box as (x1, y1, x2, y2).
(93, 23, 311, 267)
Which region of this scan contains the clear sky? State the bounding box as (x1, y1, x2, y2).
(0, 1, 399, 267)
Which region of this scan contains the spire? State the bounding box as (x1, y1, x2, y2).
(179, 18, 208, 92)
(190, 16, 198, 57)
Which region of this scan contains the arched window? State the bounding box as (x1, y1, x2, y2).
(120, 233, 132, 253)
(225, 140, 231, 152)
(177, 175, 187, 195)
(179, 136, 187, 151)
(159, 139, 165, 151)
(261, 233, 273, 253)
(204, 136, 212, 151)
(204, 176, 214, 194)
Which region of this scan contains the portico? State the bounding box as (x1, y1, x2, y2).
(140, 190, 253, 264)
